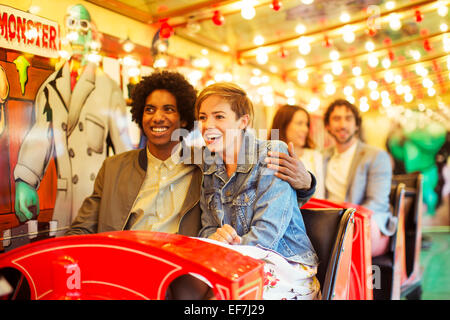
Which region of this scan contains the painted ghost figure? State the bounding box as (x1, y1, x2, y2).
(14, 4, 133, 234)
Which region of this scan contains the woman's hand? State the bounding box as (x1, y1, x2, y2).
(265, 142, 312, 190)
(208, 224, 241, 244)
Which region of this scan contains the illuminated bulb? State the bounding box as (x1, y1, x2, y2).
(404, 93, 413, 102)
(389, 13, 402, 31)
(355, 77, 365, 89)
(87, 53, 101, 64)
(437, 2, 448, 17)
(368, 80, 378, 90)
(307, 98, 320, 112)
(427, 87, 436, 96)
(157, 42, 168, 52)
(325, 83, 336, 95)
(440, 23, 448, 32)
(296, 58, 306, 69)
(422, 78, 433, 88)
(365, 41, 375, 52)
(261, 75, 269, 83)
(297, 70, 309, 83)
(58, 50, 70, 59)
(241, 4, 256, 20)
(123, 40, 135, 53)
(262, 93, 275, 106)
(253, 35, 264, 45)
(382, 58, 391, 69)
(360, 102, 370, 112)
(444, 35, 450, 52)
(415, 65, 428, 76)
(385, 71, 394, 83)
(368, 55, 379, 68)
(382, 98, 391, 108)
(250, 76, 261, 86)
(323, 73, 333, 83)
(295, 24, 306, 34)
(221, 45, 230, 52)
(127, 67, 140, 78)
(381, 90, 389, 100)
(269, 65, 278, 73)
(394, 74, 402, 84)
(340, 12, 350, 23)
(256, 50, 268, 64)
(285, 88, 295, 97)
(287, 97, 296, 105)
(360, 96, 368, 104)
(331, 62, 343, 75)
(370, 90, 380, 100)
(395, 85, 404, 95)
(410, 50, 421, 61)
(224, 72, 233, 82)
(352, 66, 362, 76)
(301, 0, 314, 4)
(342, 25, 355, 43)
(28, 5, 41, 14)
(252, 68, 262, 76)
(403, 85, 411, 93)
(385, 1, 396, 10)
(123, 56, 139, 67)
(153, 57, 167, 68)
(347, 95, 355, 104)
(298, 37, 311, 55)
(329, 50, 340, 61)
(343, 86, 353, 96)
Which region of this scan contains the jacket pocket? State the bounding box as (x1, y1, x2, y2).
(85, 113, 105, 153)
(232, 189, 256, 206)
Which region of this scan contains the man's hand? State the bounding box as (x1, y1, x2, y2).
(265, 142, 312, 190)
(208, 224, 241, 245)
(15, 181, 39, 222)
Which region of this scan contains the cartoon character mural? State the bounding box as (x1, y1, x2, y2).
(13, 4, 133, 236)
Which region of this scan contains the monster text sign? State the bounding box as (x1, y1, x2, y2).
(0, 5, 60, 58)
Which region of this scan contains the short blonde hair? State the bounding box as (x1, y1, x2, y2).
(195, 82, 254, 125)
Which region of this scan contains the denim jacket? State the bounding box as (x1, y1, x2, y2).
(199, 130, 318, 266)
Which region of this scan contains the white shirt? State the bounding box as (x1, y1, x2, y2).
(131, 144, 195, 233)
(299, 148, 325, 198)
(325, 141, 358, 202)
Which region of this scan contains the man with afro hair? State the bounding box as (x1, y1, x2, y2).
(67, 70, 315, 238)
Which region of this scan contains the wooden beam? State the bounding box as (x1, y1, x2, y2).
(85, 0, 153, 23)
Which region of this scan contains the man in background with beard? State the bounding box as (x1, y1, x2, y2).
(323, 99, 395, 257)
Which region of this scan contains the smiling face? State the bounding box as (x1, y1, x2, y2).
(286, 109, 309, 149)
(143, 89, 187, 160)
(326, 105, 359, 147)
(198, 95, 249, 161)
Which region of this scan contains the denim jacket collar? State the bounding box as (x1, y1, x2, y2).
(203, 129, 257, 175)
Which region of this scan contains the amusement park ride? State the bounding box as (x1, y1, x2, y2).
(0, 173, 423, 300)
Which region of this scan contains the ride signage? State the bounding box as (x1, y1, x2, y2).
(0, 5, 60, 58)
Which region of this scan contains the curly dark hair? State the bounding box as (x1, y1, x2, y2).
(130, 70, 197, 132)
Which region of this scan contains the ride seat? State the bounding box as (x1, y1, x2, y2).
(301, 208, 355, 300)
(372, 182, 406, 300)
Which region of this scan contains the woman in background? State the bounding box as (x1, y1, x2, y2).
(196, 83, 320, 300)
(269, 104, 325, 198)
